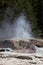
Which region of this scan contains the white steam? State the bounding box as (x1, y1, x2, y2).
(14, 14, 33, 39)
(0, 8, 34, 40)
(0, 14, 33, 40)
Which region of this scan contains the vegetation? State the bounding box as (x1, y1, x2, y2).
(0, 0, 43, 38)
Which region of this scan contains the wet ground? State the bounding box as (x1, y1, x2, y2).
(0, 39, 43, 65)
(0, 52, 43, 65)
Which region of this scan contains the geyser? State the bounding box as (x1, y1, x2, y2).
(14, 14, 33, 39)
(0, 13, 34, 40)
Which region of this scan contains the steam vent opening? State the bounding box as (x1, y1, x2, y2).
(0, 8, 43, 53)
(0, 12, 42, 53)
(0, 12, 36, 53)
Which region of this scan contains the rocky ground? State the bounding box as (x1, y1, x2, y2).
(0, 52, 43, 65)
(0, 39, 43, 65)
